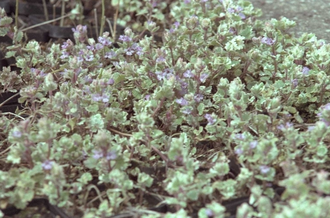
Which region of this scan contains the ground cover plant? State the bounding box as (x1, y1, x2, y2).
(1, 0, 330, 217)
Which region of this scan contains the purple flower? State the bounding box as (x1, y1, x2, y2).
(176, 97, 188, 106)
(183, 70, 194, 78)
(229, 27, 236, 34)
(261, 37, 275, 45)
(238, 13, 246, 20)
(227, 8, 235, 13)
(106, 151, 117, 160)
(131, 43, 144, 56)
(205, 113, 215, 125)
(205, 209, 214, 217)
(95, 43, 104, 50)
(98, 36, 112, 46)
(182, 107, 192, 114)
(250, 141, 258, 149)
(194, 94, 204, 102)
(302, 67, 310, 75)
(60, 51, 69, 59)
(184, 0, 191, 3)
(119, 35, 132, 42)
(61, 40, 73, 49)
(92, 94, 103, 102)
(235, 133, 245, 140)
(236, 6, 243, 12)
(156, 71, 166, 80)
(12, 130, 22, 138)
(72, 25, 87, 34)
(145, 95, 151, 100)
(86, 45, 95, 51)
(102, 95, 109, 103)
(277, 122, 293, 130)
(200, 73, 209, 83)
(125, 48, 134, 56)
(174, 21, 180, 28)
(235, 147, 243, 155)
(260, 165, 270, 174)
(107, 78, 114, 85)
(324, 103, 330, 111)
(156, 55, 166, 63)
(85, 54, 94, 61)
(93, 150, 103, 160)
(291, 79, 298, 88)
(105, 51, 116, 59)
(42, 160, 54, 170)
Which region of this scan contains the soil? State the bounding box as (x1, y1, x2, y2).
(249, 0, 330, 43)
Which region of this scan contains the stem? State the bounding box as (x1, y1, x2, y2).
(15, 0, 18, 28)
(42, 0, 49, 21)
(60, 0, 65, 27)
(99, 0, 105, 36)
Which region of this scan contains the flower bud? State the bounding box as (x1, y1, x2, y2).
(201, 18, 211, 29)
(124, 27, 132, 36)
(186, 15, 199, 29)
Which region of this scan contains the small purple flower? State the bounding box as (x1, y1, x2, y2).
(176, 97, 189, 106)
(106, 151, 117, 160)
(238, 13, 246, 20)
(107, 78, 114, 85)
(194, 94, 204, 102)
(60, 51, 69, 59)
(61, 40, 73, 49)
(93, 150, 103, 160)
(155, 71, 166, 80)
(205, 209, 214, 217)
(12, 130, 22, 138)
(174, 21, 180, 28)
(86, 45, 95, 51)
(205, 113, 215, 125)
(98, 36, 112, 46)
(235, 133, 245, 140)
(102, 95, 109, 103)
(95, 43, 104, 50)
(85, 54, 94, 61)
(92, 94, 103, 102)
(182, 107, 192, 114)
(291, 79, 298, 88)
(72, 25, 87, 34)
(302, 67, 310, 75)
(277, 122, 293, 130)
(145, 95, 151, 100)
(227, 8, 235, 13)
(250, 141, 258, 149)
(236, 6, 243, 12)
(119, 35, 132, 42)
(307, 126, 315, 131)
(125, 48, 134, 56)
(42, 160, 54, 170)
(324, 103, 330, 111)
(260, 165, 270, 174)
(229, 27, 236, 34)
(200, 73, 209, 83)
(184, 0, 191, 3)
(261, 37, 275, 45)
(183, 70, 194, 78)
(105, 51, 116, 59)
(131, 43, 144, 56)
(156, 55, 166, 63)
(235, 147, 243, 155)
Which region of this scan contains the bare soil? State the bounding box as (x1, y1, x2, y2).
(249, 0, 330, 42)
